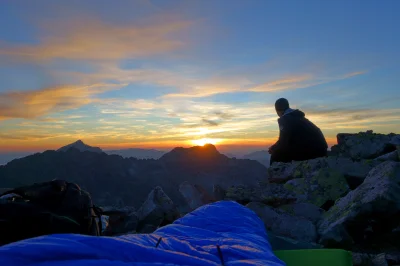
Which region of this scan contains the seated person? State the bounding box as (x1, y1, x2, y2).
(269, 98, 328, 165)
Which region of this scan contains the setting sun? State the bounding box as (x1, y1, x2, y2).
(191, 138, 222, 146)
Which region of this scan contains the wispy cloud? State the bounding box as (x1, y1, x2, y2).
(249, 75, 313, 92)
(162, 71, 366, 98)
(0, 18, 191, 61)
(0, 83, 124, 120)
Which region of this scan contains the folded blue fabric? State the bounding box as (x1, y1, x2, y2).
(0, 201, 286, 266)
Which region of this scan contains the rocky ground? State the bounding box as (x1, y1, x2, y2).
(100, 131, 400, 266)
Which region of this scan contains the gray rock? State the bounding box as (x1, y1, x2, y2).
(397, 145, 400, 161)
(372, 253, 388, 266)
(225, 184, 297, 207)
(247, 202, 317, 243)
(179, 181, 204, 211)
(213, 184, 226, 201)
(284, 167, 349, 208)
(278, 203, 325, 224)
(268, 231, 323, 251)
(318, 225, 354, 249)
(327, 157, 380, 189)
(179, 182, 214, 211)
(331, 131, 399, 160)
(374, 150, 399, 162)
(137, 224, 158, 234)
(390, 135, 400, 146)
(268, 157, 377, 189)
(137, 186, 180, 230)
(103, 211, 139, 236)
(261, 183, 298, 207)
(318, 161, 400, 249)
(352, 253, 373, 266)
(268, 161, 302, 183)
(386, 252, 400, 265)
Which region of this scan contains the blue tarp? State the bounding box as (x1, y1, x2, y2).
(0, 201, 286, 266)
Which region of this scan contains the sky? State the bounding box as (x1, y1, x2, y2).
(0, 0, 399, 153)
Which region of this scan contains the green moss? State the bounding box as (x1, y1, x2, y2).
(364, 159, 373, 165)
(284, 182, 295, 191)
(293, 169, 303, 178)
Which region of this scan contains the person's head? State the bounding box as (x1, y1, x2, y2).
(275, 98, 289, 117)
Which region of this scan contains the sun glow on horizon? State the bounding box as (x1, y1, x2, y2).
(191, 138, 222, 147)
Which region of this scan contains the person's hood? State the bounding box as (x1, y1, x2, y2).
(282, 108, 305, 118)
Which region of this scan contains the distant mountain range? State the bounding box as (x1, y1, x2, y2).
(241, 151, 270, 167)
(0, 140, 271, 167)
(0, 152, 35, 166)
(0, 141, 268, 211)
(221, 150, 270, 167)
(105, 148, 166, 159)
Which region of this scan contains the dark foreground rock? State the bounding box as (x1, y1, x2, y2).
(247, 202, 317, 243)
(136, 186, 180, 233)
(225, 184, 296, 207)
(318, 161, 400, 250)
(330, 131, 400, 160)
(284, 167, 349, 209)
(278, 203, 324, 224)
(268, 157, 378, 189)
(179, 182, 214, 211)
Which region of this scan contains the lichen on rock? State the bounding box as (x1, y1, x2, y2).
(318, 161, 400, 249)
(284, 167, 349, 208)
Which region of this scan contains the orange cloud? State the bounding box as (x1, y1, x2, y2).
(249, 75, 313, 92)
(0, 18, 191, 61)
(0, 83, 122, 120)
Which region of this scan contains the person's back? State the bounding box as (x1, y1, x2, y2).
(269, 98, 328, 165)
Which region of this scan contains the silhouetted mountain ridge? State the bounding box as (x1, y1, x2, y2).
(160, 144, 227, 162)
(105, 148, 165, 159)
(58, 140, 103, 153)
(0, 144, 267, 210)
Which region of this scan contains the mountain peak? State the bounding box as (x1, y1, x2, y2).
(57, 140, 103, 153)
(160, 144, 226, 162)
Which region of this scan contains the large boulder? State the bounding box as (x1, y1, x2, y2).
(101, 206, 138, 235)
(318, 161, 400, 249)
(374, 150, 399, 162)
(330, 131, 400, 160)
(103, 211, 139, 236)
(284, 167, 349, 209)
(247, 202, 317, 243)
(397, 145, 400, 161)
(213, 184, 226, 201)
(225, 184, 297, 207)
(352, 252, 400, 266)
(278, 203, 324, 224)
(179, 182, 214, 211)
(136, 186, 180, 232)
(269, 157, 378, 189)
(268, 161, 302, 184)
(268, 231, 323, 251)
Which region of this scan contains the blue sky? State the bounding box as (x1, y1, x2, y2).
(0, 0, 399, 152)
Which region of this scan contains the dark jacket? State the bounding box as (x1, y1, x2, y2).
(271, 109, 328, 164)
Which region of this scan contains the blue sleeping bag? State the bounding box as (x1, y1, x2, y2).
(0, 201, 286, 266)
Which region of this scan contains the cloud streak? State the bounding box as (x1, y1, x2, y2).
(0, 83, 124, 120)
(0, 18, 191, 62)
(162, 71, 366, 98)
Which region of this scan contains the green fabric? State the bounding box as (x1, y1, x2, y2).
(274, 249, 353, 266)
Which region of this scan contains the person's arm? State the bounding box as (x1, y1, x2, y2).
(273, 118, 291, 154)
(268, 143, 277, 154)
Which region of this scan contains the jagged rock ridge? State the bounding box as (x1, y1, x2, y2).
(58, 140, 103, 153)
